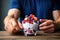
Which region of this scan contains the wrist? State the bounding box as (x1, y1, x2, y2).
(54, 21, 60, 32)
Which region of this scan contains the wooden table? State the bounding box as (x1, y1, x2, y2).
(0, 31, 60, 40)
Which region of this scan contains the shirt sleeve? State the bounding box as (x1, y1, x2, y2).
(10, 0, 21, 10)
(53, 0, 60, 10)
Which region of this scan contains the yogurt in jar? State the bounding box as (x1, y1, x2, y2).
(22, 14, 38, 36)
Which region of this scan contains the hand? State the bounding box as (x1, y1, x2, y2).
(4, 17, 22, 34)
(39, 19, 55, 33)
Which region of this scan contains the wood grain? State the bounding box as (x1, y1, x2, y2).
(0, 31, 60, 40)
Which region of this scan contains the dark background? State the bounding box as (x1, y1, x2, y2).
(0, 0, 60, 31)
(0, 0, 10, 31)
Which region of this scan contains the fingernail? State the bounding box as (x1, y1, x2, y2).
(40, 27, 42, 29)
(40, 24, 41, 26)
(39, 19, 41, 21)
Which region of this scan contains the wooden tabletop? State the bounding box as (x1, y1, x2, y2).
(0, 31, 60, 40)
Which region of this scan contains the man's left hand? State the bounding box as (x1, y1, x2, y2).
(39, 19, 55, 33)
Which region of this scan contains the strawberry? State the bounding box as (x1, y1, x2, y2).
(30, 14, 35, 19)
(34, 17, 38, 21)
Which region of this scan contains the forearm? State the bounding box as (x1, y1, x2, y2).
(54, 18, 60, 31)
(53, 10, 60, 31)
(7, 8, 20, 19)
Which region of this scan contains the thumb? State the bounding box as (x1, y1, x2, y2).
(40, 19, 47, 23)
(18, 21, 22, 29)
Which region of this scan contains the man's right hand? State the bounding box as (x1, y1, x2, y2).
(4, 16, 22, 34)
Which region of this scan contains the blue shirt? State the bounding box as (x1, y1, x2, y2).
(10, 0, 60, 22)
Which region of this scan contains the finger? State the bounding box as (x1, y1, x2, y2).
(10, 19, 21, 32)
(8, 22, 14, 31)
(10, 18, 18, 27)
(4, 21, 12, 30)
(5, 26, 10, 33)
(40, 19, 47, 23)
(13, 22, 22, 32)
(44, 28, 54, 33)
(5, 24, 13, 33)
(40, 24, 54, 30)
(40, 20, 53, 27)
(14, 22, 20, 31)
(4, 25, 8, 31)
(8, 20, 13, 27)
(5, 20, 18, 33)
(7, 21, 15, 32)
